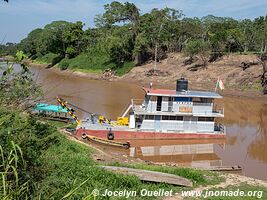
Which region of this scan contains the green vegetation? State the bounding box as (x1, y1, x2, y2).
(184, 39, 211, 66)
(35, 53, 59, 64)
(0, 51, 42, 109)
(1, 1, 267, 77)
(38, 133, 180, 200)
(0, 106, 222, 199)
(0, 105, 223, 200)
(111, 162, 224, 187)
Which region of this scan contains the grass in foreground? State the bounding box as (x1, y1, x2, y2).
(37, 131, 225, 199)
(110, 162, 224, 187)
(38, 133, 177, 199)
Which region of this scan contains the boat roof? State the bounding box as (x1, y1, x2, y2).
(143, 88, 222, 99)
(35, 103, 68, 113)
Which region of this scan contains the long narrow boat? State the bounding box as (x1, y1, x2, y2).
(76, 78, 225, 140)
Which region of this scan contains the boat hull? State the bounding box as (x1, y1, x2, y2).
(75, 128, 225, 140)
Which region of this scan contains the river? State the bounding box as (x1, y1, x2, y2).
(3, 63, 267, 181)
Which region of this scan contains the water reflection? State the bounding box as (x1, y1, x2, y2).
(248, 102, 267, 162)
(129, 140, 224, 168)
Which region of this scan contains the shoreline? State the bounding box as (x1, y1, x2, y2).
(60, 129, 267, 197)
(24, 59, 267, 100)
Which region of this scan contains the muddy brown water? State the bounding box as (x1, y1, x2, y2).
(5, 63, 267, 181)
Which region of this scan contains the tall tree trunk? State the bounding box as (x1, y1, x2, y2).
(134, 53, 141, 66)
(260, 54, 267, 94)
(153, 42, 158, 71)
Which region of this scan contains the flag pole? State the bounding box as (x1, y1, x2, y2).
(215, 77, 219, 92)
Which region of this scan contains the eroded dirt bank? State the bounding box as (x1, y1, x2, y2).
(119, 53, 265, 98)
(24, 53, 267, 99)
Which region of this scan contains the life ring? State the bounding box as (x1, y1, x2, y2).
(123, 142, 130, 149)
(107, 132, 114, 140)
(81, 133, 87, 139)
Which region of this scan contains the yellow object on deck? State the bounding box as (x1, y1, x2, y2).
(98, 115, 110, 124)
(117, 117, 129, 126)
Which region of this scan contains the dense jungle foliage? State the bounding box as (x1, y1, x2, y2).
(1, 1, 267, 75)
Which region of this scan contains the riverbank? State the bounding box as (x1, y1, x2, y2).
(23, 53, 267, 99)
(59, 126, 267, 200)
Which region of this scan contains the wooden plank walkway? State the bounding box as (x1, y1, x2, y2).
(101, 166, 193, 187)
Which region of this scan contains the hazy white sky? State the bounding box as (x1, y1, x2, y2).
(0, 0, 266, 43)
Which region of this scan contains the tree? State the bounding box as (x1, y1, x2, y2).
(19, 28, 43, 57)
(258, 53, 267, 94)
(37, 21, 71, 56)
(62, 21, 84, 58)
(137, 7, 183, 66)
(184, 39, 211, 66)
(0, 51, 42, 109)
(95, 1, 140, 64)
(254, 16, 267, 53)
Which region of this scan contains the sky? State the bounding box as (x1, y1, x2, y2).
(0, 0, 267, 43)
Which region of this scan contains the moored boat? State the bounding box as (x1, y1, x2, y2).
(76, 78, 225, 140)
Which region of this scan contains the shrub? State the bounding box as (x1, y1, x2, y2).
(59, 58, 70, 70)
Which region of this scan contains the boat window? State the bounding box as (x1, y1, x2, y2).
(193, 98, 212, 103)
(206, 117, 214, 121)
(192, 97, 201, 102)
(174, 97, 192, 102)
(145, 115, 154, 120)
(198, 117, 206, 121)
(162, 116, 169, 120)
(162, 97, 169, 101)
(198, 117, 214, 121)
(162, 116, 184, 120)
(169, 116, 176, 120)
(176, 116, 183, 121)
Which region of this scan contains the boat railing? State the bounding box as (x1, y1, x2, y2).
(215, 123, 225, 133)
(212, 104, 224, 115)
(131, 99, 145, 112)
(193, 102, 212, 106)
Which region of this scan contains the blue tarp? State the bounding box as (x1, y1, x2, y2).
(35, 103, 68, 113)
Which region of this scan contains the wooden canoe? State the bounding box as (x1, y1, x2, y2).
(101, 166, 193, 187)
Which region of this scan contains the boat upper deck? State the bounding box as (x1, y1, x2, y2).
(143, 88, 222, 99)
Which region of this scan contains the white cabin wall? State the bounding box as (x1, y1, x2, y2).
(193, 103, 213, 115)
(197, 122, 214, 132)
(140, 120, 155, 130)
(140, 119, 215, 133)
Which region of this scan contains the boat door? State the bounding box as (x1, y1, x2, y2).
(156, 96, 162, 111)
(154, 115, 161, 131)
